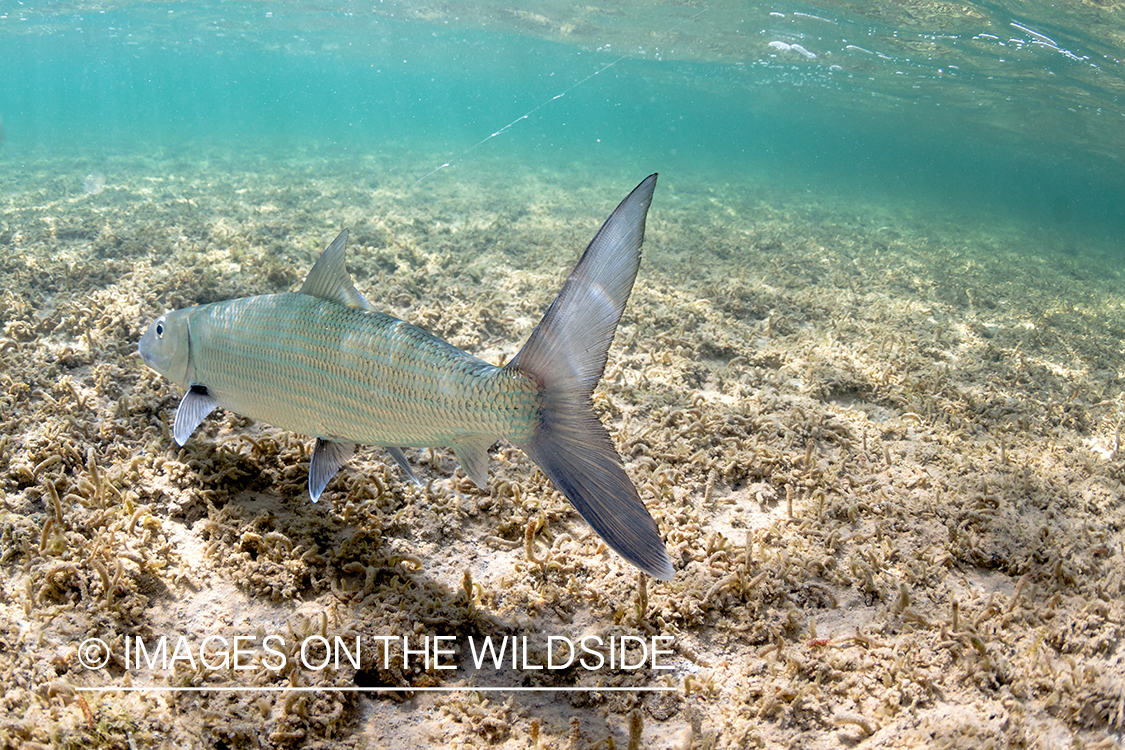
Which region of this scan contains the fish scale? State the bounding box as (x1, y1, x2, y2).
(187, 293, 541, 448)
(139, 174, 675, 579)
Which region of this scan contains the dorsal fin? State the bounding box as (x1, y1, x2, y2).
(299, 229, 374, 310)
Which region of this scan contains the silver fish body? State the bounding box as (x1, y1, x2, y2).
(161, 293, 542, 448)
(139, 175, 674, 580)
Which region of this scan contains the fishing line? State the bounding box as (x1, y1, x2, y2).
(414, 6, 709, 184)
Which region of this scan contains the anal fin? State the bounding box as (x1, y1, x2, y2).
(452, 436, 495, 489)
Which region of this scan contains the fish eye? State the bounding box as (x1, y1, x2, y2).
(155, 320, 165, 338)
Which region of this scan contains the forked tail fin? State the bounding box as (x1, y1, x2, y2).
(507, 174, 674, 580)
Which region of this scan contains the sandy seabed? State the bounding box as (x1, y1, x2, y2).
(0, 146, 1122, 749)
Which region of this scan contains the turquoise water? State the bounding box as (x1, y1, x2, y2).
(2, 0, 1124, 248)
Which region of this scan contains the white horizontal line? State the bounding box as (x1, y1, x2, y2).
(1010, 21, 1056, 46)
(76, 685, 676, 693)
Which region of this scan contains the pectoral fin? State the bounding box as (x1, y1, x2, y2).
(310, 438, 355, 502)
(173, 386, 217, 446)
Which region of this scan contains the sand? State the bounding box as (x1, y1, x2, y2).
(0, 146, 1122, 749)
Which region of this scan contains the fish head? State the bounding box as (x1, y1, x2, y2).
(138, 310, 193, 387)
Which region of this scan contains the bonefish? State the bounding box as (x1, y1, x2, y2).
(139, 174, 673, 579)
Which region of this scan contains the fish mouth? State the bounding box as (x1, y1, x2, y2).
(137, 328, 155, 366)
